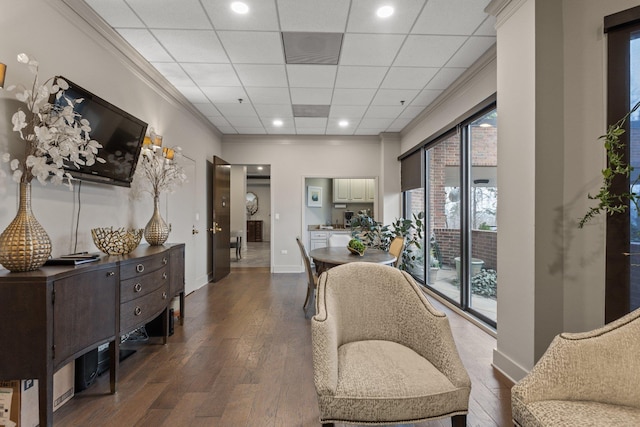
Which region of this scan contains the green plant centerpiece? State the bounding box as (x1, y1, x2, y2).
(579, 101, 640, 227)
(347, 238, 366, 256)
(349, 212, 424, 270)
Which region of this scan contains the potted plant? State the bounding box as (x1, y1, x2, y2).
(429, 255, 440, 284)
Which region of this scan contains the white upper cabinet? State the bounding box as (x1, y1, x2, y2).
(333, 179, 374, 203)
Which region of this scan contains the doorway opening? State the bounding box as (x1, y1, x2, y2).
(231, 164, 271, 268)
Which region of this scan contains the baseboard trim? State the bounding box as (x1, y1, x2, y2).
(492, 348, 529, 383)
(273, 265, 304, 273)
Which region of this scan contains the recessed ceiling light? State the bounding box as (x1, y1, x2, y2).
(273, 119, 283, 126)
(257, 166, 263, 170)
(377, 6, 394, 18)
(479, 123, 492, 128)
(231, 2, 249, 14)
(339, 120, 349, 127)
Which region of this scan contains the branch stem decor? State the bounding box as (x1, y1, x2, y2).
(579, 101, 640, 228)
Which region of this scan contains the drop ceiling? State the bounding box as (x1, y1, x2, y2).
(77, 0, 496, 136)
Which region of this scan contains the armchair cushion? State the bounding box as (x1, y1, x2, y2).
(514, 400, 640, 427)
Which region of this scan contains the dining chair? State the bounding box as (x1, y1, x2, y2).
(327, 233, 351, 247)
(230, 231, 242, 260)
(388, 236, 404, 268)
(296, 237, 318, 319)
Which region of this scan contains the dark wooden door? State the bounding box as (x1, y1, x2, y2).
(212, 156, 231, 282)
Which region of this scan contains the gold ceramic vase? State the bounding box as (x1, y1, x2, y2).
(144, 195, 169, 246)
(0, 182, 52, 272)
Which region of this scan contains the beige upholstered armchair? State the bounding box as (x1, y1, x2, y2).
(311, 262, 471, 426)
(512, 308, 640, 426)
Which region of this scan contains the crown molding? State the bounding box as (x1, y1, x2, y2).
(52, 0, 221, 138)
(486, 0, 528, 28)
(401, 43, 497, 137)
(222, 134, 379, 145)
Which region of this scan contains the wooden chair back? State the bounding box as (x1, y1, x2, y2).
(388, 236, 405, 268)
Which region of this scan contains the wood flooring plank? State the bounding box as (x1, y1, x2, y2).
(54, 269, 512, 427)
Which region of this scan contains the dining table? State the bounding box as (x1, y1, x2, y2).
(309, 246, 396, 275)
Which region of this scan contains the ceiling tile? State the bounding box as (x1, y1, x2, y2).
(329, 105, 368, 118)
(399, 106, 425, 119)
(425, 67, 466, 90)
(394, 35, 467, 67)
(215, 126, 238, 133)
(201, 86, 248, 103)
(381, 67, 439, 89)
(446, 36, 496, 68)
(176, 86, 210, 103)
(359, 118, 394, 128)
(193, 103, 222, 117)
(365, 105, 406, 118)
(295, 117, 328, 128)
(295, 128, 327, 135)
(182, 63, 241, 86)
(335, 66, 388, 89)
(286, 65, 337, 88)
(86, 0, 144, 27)
(151, 62, 194, 87)
(153, 30, 228, 63)
(215, 104, 258, 117)
(116, 29, 172, 62)
(208, 116, 232, 127)
(245, 87, 291, 104)
(254, 104, 293, 118)
(475, 16, 497, 36)
(388, 117, 414, 131)
(202, 0, 279, 31)
(411, 89, 443, 106)
(267, 127, 296, 134)
(372, 89, 420, 106)
(218, 31, 284, 64)
(340, 34, 405, 66)
(412, 0, 492, 35)
(235, 65, 288, 87)
(347, 0, 426, 34)
(277, 0, 350, 32)
(332, 88, 377, 105)
(126, 0, 212, 29)
(225, 116, 263, 127)
(290, 88, 333, 105)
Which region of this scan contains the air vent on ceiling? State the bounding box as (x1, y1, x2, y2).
(282, 32, 343, 65)
(292, 104, 330, 118)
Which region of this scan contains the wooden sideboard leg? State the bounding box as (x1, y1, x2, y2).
(39, 374, 53, 427)
(109, 340, 118, 393)
(179, 291, 185, 325)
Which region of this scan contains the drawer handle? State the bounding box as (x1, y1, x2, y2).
(134, 283, 142, 292)
(134, 306, 142, 316)
(162, 257, 168, 265)
(136, 264, 145, 273)
(162, 272, 167, 280)
(106, 271, 115, 277)
(162, 292, 167, 300)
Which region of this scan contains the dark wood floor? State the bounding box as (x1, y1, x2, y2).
(54, 268, 512, 427)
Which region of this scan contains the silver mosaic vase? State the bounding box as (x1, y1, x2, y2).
(144, 195, 169, 246)
(0, 182, 52, 272)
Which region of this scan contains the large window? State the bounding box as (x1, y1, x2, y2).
(402, 103, 497, 328)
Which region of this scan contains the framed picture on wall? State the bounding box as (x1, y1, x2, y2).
(307, 186, 322, 207)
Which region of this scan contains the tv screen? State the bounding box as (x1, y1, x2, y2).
(52, 77, 148, 187)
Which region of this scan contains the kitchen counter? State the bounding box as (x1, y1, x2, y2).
(307, 225, 351, 231)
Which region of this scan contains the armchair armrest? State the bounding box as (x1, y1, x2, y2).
(311, 272, 339, 396)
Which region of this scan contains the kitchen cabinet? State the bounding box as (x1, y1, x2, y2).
(333, 179, 373, 203)
(309, 230, 351, 250)
(365, 179, 376, 202)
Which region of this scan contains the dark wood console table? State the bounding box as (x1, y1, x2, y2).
(0, 243, 185, 427)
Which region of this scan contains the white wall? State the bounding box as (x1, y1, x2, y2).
(222, 135, 383, 272)
(0, 0, 222, 293)
(230, 166, 247, 252)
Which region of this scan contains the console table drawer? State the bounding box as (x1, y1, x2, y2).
(120, 267, 168, 303)
(120, 286, 169, 334)
(120, 254, 169, 280)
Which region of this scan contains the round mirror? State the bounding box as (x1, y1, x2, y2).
(246, 192, 258, 216)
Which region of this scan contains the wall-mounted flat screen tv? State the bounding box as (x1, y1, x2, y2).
(52, 77, 148, 187)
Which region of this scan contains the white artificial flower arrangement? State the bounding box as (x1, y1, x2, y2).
(136, 129, 187, 198)
(1, 53, 104, 189)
